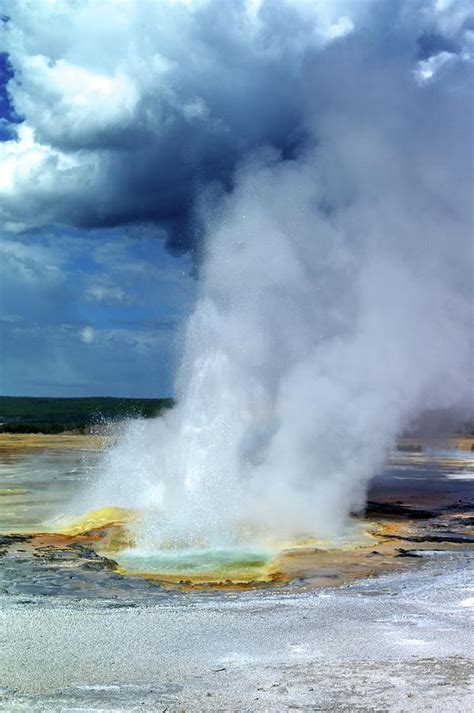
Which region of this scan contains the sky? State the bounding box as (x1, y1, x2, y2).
(0, 0, 472, 398)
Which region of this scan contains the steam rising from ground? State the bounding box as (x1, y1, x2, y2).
(90, 147, 471, 544)
(70, 0, 474, 546)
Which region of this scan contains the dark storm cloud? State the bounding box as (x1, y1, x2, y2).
(0, 0, 472, 254)
(0, 51, 20, 140)
(417, 32, 459, 59)
(0, 0, 321, 250)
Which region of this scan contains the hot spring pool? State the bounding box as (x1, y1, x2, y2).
(113, 545, 275, 582)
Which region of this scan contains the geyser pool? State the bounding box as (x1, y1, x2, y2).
(113, 545, 275, 583)
(54, 505, 379, 586)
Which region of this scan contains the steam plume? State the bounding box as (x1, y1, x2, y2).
(90, 108, 472, 543)
(1, 2, 472, 537)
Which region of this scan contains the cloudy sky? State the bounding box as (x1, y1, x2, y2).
(0, 0, 472, 398)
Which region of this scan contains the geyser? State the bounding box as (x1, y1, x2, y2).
(85, 148, 470, 548)
(75, 1, 472, 553)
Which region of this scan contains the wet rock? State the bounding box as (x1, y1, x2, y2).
(365, 501, 436, 519)
(81, 560, 114, 571)
(396, 443, 423, 453)
(0, 538, 171, 601)
(449, 516, 474, 527)
(0, 534, 32, 546)
(444, 501, 474, 513)
(385, 531, 474, 544)
(418, 532, 474, 544)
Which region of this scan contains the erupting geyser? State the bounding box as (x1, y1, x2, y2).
(70, 3, 472, 557)
(85, 149, 470, 552)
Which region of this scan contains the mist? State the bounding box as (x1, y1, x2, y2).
(86, 74, 472, 543)
(16, 0, 466, 544)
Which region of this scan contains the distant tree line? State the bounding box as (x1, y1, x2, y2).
(0, 396, 174, 434)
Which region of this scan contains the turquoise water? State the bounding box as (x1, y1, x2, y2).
(114, 545, 273, 577)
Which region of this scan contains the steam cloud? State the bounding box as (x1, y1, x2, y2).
(87, 0, 472, 543)
(2, 1, 472, 541)
(92, 142, 471, 541)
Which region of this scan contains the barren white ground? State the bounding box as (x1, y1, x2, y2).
(0, 550, 472, 712)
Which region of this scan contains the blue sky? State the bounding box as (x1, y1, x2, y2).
(1, 47, 196, 397)
(0, 221, 195, 397)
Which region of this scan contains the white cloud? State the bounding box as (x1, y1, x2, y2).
(326, 16, 355, 40)
(79, 326, 95, 344)
(12, 55, 139, 144)
(0, 123, 98, 231)
(414, 50, 455, 83)
(0, 232, 65, 285)
(84, 281, 127, 305)
(0, 124, 80, 194)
